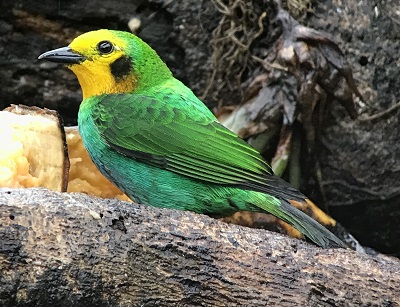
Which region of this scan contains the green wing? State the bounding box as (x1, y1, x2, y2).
(92, 93, 304, 201)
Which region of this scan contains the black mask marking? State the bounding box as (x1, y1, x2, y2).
(110, 56, 133, 81)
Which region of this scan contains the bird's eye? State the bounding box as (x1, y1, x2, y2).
(97, 41, 114, 54)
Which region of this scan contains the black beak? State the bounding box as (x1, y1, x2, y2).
(38, 47, 85, 64)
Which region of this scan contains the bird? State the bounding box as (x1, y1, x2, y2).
(38, 29, 345, 248)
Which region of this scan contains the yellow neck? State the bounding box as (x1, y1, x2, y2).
(69, 62, 136, 99)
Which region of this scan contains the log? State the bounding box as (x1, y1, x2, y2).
(0, 188, 399, 306)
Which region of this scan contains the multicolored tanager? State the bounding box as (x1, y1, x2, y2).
(38, 29, 345, 248)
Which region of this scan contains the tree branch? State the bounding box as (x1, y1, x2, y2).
(0, 188, 399, 306)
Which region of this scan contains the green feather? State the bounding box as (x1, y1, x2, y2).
(91, 91, 305, 202)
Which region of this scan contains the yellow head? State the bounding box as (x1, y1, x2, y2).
(68, 29, 135, 99)
(39, 29, 172, 99)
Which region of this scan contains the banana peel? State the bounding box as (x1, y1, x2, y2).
(0, 105, 69, 191)
(0, 104, 130, 201)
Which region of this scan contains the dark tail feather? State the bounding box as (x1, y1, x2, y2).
(268, 199, 346, 248)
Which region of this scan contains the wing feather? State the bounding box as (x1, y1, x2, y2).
(92, 93, 305, 201)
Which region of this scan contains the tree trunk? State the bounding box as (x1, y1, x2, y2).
(1, 188, 399, 306)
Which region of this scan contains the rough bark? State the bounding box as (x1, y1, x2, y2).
(1, 188, 399, 307)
